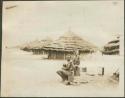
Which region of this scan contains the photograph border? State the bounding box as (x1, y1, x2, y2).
(0, 0, 124, 97)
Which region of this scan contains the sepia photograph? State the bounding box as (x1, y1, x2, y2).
(1, 0, 124, 97)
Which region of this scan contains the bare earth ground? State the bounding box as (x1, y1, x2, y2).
(1, 48, 124, 97)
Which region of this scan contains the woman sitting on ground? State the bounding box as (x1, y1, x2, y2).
(56, 55, 74, 85)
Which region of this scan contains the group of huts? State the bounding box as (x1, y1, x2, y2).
(20, 38, 53, 55)
(20, 30, 120, 59)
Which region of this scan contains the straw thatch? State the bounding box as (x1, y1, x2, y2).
(43, 30, 98, 59)
(20, 38, 52, 54)
(102, 37, 120, 55)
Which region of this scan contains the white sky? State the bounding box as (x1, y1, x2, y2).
(2, 0, 124, 47)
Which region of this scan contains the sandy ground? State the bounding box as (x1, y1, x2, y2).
(1, 48, 124, 97)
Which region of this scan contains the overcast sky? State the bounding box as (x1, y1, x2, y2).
(2, 0, 124, 47)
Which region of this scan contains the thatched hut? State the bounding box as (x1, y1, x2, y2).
(102, 37, 120, 55)
(43, 30, 97, 59)
(30, 39, 52, 54)
(20, 38, 52, 54)
(20, 42, 33, 52)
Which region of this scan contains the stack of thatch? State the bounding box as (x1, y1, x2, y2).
(102, 37, 120, 55)
(43, 30, 98, 59)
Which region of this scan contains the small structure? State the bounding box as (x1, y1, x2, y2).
(20, 42, 32, 52)
(98, 67, 104, 76)
(82, 67, 87, 72)
(43, 30, 97, 59)
(102, 36, 120, 55)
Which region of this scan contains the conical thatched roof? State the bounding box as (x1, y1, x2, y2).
(20, 38, 53, 50)
(43, 30, 97, 52)
(104, 39, 119, 48)
(102, 37, 120, 55)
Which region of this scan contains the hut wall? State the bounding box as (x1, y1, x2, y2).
(47, 50, 96, 60)
(47, 50, 75, 59)
(48, 50, 60, 59)
(32, 49, 39, 55)
(31, 49, 47, 55)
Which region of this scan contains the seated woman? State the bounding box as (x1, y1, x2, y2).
(56, 55, 74, 85)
